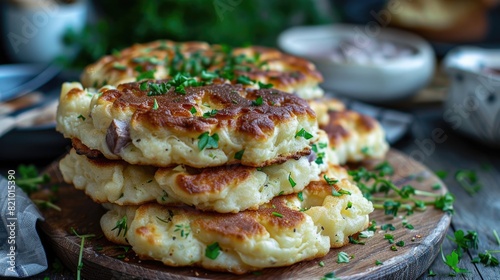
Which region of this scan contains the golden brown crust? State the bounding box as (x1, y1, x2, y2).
(175, 165, 252, 195)
(192, 213, 266, 241)
(102, 81, 316, 139)
(322, 110, 377, 147)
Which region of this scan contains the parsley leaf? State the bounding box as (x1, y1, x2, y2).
(447, 230, 478, 257)
(251, 96, 263, 106)
(472, 251, 499, 267)
(202, 109, 218, 118)
(321, 272, 340, 280)
(236, 75, 253, 85)
(295, 128, 314, 140)
(455, 170, 481, 196)
(288, 173, 296, 188)
(111, 216, 128, 237)
(258, 81, 273, 89)
(272, 212, 283, 218)
(234, 149, 244, 160)
(442, 249, 469, 275)
(337, 252, 350, 263)
(135, 66, 156, 81)
(152, 98, 159, 110)
(297, 192, 304, 202)
(434, 192, 455, 215)
(197, 132, 219, 150)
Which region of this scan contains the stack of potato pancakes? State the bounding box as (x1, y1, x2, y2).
(56, 41, 388, 274)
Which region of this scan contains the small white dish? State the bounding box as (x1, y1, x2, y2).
(443, 47, 500, 147)
(278, 24, 435, 103)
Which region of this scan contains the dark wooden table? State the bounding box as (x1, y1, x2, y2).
(2, 96, 499, 279)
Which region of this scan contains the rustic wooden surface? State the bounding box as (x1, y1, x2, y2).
(31, 149, 451, 280)
(399, 108, 500, 280)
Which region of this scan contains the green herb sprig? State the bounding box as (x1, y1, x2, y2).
(71, 228, 95, 280)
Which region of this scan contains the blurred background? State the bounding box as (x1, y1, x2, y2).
(1, 0, 499, 66)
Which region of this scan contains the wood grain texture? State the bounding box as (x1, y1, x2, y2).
(35, 149, 451, 280)
(400, 112, 500, 279)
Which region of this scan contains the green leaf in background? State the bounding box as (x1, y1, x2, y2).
(62, 0, 335, 69)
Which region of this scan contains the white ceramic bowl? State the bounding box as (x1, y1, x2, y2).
(1, 0, 88, 63)
(443, 47, 500, 147)
(278, 24, 435, 103)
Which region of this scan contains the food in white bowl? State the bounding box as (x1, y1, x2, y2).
(278, 24, 435, 103)
(443, 47, 500, 147)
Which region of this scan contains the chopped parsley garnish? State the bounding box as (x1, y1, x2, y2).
(234, 149, 244, 160)
(403, 222, 414, 230)
(197, 132, 219, 150)
(381, 224, 396, 231)
(361, 146, 371, 155)
(71, 228, 95, 280)
(318, 261, 325, 267)
(375, 161, 394, 176)
(112, 63, 127, 70)
(236, 75, 254, 85)
(434, 192, 455, 214)
(447, 230, 478, 257)
(428, 269, 437, 276)
(345, 201, 353, 210)
(432, 183, 442, 190)
(202, 109, 218, 118)
(77, 114, 86, 121)
(348, 236, 365, 245)
(139, 81, 148, 91)
(494, 230, 500, 246)
(152, 99, 159, 110)
(441, 249, 469, 275)
(315, 152, 325, 165)
(111, 216, 128, 237)
(174, 224, 191, 238)
(396, 241, 405, 247)
(297, 192, 304, 202)
(391, 245, 398, 251)
(288, 173, 296, 188)
(258, 81, 273, 89)
(205, 242, 221, 260)
(332, 188, 351, 197)
(251, 96, 263, 106)
(384, 234, 394, 244)
(375, 260, 383, 265)
(321, 272, 341, 280)
(337, 251, 350, 263)
(472, 251, 500, 267)
(200, 70, 218, 80)
(295, 128, 314, 139)
(272, 212, 283, 218)
(367, 220, 377, 232)
(435, 170, 448, 179)
(190, 106, 197, 114)
(323, 175, 338, 185)
(455, 169, 481, 195)
(135, 66, 156, 81)
(383, 200, 401, 217)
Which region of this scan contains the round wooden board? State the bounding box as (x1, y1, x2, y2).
(35, 149, 451, 280)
